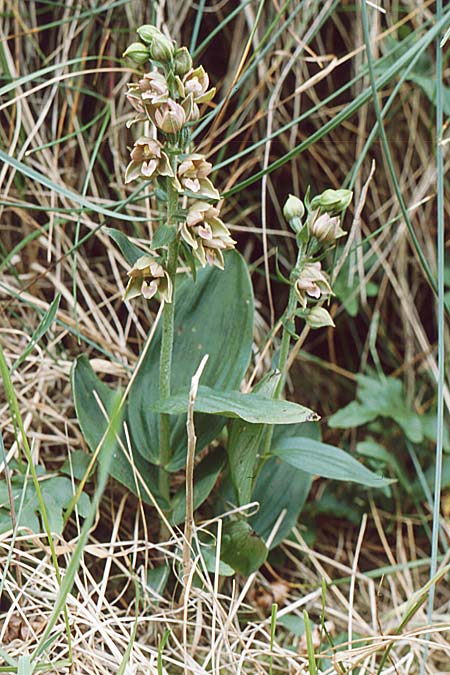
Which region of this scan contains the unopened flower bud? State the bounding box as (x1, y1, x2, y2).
(310, 188, 352, 216)
(123, 42, 149, 65)
(173, 46, 193, 76)
(310, 212, 346, 244)
(150, 32, 174, 62)
(137, 24, 161, 44)
(283, 194, 305, 234)
(305, 306, 335, 329)
(154, 99, 186, 133)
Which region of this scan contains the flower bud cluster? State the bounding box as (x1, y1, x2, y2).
(283, 187, 352, 329)
(122, 26, 236, 301)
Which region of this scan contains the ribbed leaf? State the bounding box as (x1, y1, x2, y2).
(272, 437, 394, 488)
(152, 385, 318, 424)
(71, 355, 167, 508)
(128, 250, 254, 470)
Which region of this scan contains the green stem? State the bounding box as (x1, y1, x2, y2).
(158, 183, 179, 503)
(262, 244, 304, 460)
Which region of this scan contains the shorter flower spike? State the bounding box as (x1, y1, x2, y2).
(124, 255, 173, 303)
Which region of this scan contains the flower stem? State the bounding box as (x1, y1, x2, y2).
(262, 246, 304, 460)
(158, 184, 179, 503)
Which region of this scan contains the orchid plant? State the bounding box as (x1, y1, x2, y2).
(72, 25, 392, 575)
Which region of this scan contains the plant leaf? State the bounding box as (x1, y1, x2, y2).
(152, 384, 318, 425)
(71, 355, 168, 508)
(104, 227, 149, 266)
(220, 520, 268, 575)
(250, 422, 319, 548)
(227, 371, 281, 506)
(272, 437, 394, 487)
(127, 250, 254, 470)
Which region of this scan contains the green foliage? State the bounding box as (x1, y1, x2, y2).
(272, 436, 394, 488)
(220, 520, 268, 576)
(152, 385, 317, 424)
(0, 471, 90, 535)
(329, 374, 423, 443)
(127, 250, 254, 471)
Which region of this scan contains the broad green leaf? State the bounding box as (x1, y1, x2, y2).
(200, 544, 235, 577)
(356, 439, 409, 494)
(171, 448, 226, 525)
(104, 227, 149, 266)
(227, 371, 281, 506)
(328, 401, 378, 428)
(272, 437, 394, 488)
(151, 223, 177, 249)
(128, 250, 254, 470)
(13, 293, 61, 371)
(329, 374, 423, 444)
(152, 385, 318, 425)
(146, 565, 170, 599)
(0, 475, 91, 535)
(71, 355, 168, 508)
(220, 520, 268, 575)
(250, 422, 318, 548)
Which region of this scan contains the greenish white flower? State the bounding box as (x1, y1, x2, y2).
(294, 261, 332, 308)
(125, 137, 173, 183)
(180, 201, 236, 269)
(124, 255, 173, 303)
(177, 154, 219, 199)
(154, 99, 186, 133)
(309, 212, 346, 244)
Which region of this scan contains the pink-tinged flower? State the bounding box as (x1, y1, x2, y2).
(294, 261, 332, 308)
(154, 99, 186, 133)
(125, 137, 173, 183)
(183, 66, 216, 120)
(177, 154, 219, 200)
(139, 71, 169, 104)
(124, 255, 173, 303)
(180, 201, 236, 269)
(309, 212, 346, 245)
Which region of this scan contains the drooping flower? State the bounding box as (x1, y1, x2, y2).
(309, 212, 346, 245)
(125, 137, 173, 183)
(154, 99, 186, 133)
(179, 201, 236, 269)
(177, 154, 219, 199)
(294, 261, 332, 308)
(124, 255, 173, 302)
(183, 66, 216, 120)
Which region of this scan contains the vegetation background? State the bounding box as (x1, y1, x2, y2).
(0, 0, 449, 673)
